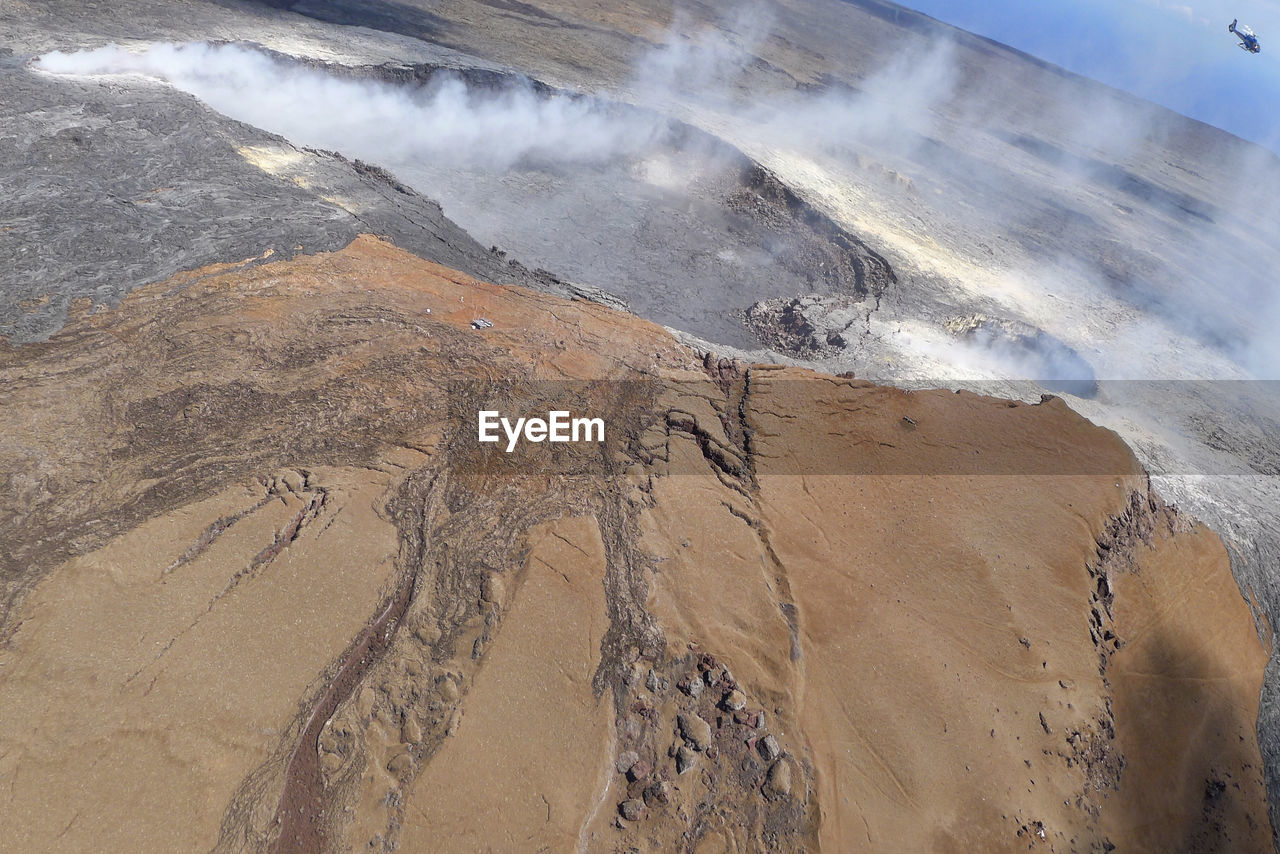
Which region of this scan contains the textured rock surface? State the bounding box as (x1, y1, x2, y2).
(2, 0, 1278, 850)
(0, 237, 1270, 852)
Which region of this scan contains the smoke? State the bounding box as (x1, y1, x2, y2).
(627, 13, 958, 156)
(629, 6, 775, 109)
(31, 10, 1280, 381)
(765, 40, 958, 155)
(35, 42, 673, 171)
(969, 61, 1280, 381)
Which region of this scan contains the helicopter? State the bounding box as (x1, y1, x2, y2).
(1230, 19, 1261, 53)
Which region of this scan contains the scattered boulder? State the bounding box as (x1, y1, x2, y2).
(386, 750, 413, 775)
(356, 685, 377, 718)
(616, 750, 640, 775)
(272, 468, 305, 494)
(627, 760, 652, 783)
(480, 574, 504, 604)
(758, 734, 781, 762)
(318, 722, 340, 755)
(676, 746, 698, 774)
(415, 621, 441, 645)
(722, 689, 747, 711)
(618, 799, 645, 822)
(678, 712, 713, 751)
(643, 780, 672, 807)
(436, 673, 459, 702)
(401, 716, 422, 745)
(680, 676, 704, 699)
(763, 759, 792, 799)
(646, 668, 661, 692)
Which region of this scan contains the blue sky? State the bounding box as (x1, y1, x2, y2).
(900, 0, 1280, 152)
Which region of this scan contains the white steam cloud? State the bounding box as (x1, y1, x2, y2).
(31, 15, 1280, 382)
(36, 42, 672, 171)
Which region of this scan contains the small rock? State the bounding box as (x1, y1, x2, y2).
(704, 668, 720, 688)
(627, 760, 652, 782)
(275, 468, 305, 494)
(436, 674, 459, 702)
(356, 686, 377, 717)
(721, 667, 736, 688)
(616, 750, 640, 774)
(722, 689, 747, 711)
(386, 751, 413, 775)
(481, 574, 504, 604)
(401, 716, 422, 745)
(618, 799, 645, 822)
(318, 723, 339, 755)
(763, 759, 792, 799)
(755, 711, 766, 730)
(677, 713, 713, 751)
(646, 669, 661, 692)
(415, 621, 441, 645)
(758, 735, 781, 762)
(643, 780, 672, 807)
(676, 746, 698, 774)
(680, 677, 704, 699)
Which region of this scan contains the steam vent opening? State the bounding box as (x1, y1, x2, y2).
(34, 41, 894, 350)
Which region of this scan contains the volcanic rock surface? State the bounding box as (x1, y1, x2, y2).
(0, 237, 1271, 852)
(2, 0, 1279, 851)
